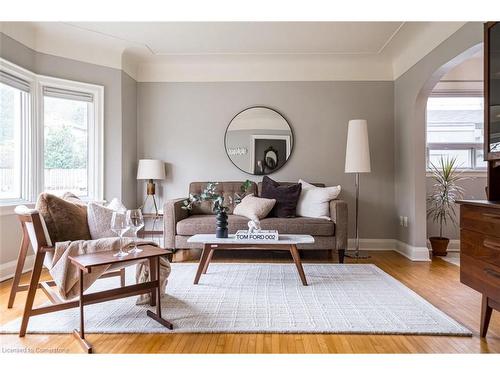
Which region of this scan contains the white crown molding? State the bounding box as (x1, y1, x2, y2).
(1, 21, 478, 83)
(137, 54, 393, 82)
(383, 22, 468, 79)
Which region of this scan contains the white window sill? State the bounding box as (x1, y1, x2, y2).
(426, 170, 487, 178)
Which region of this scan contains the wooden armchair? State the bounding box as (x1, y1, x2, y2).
(8, 206, 125, 337)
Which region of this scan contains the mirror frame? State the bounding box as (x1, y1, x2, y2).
(224, 106, 294, 175)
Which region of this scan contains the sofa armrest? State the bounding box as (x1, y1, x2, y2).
(330, 199, 348, 250)
(164, 198, 189, 249)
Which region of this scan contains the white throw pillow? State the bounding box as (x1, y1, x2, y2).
(296, 179, 341, 220)
(233, 194, 276, 221)
(87, 201, 131, 239)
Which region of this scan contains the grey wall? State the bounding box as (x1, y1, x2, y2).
(137, 81, 396, 239)
(394, 23, 483, 247)
(0, 33, 137, 268)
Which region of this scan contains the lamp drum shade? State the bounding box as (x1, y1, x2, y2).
(345, 119, 371, 173)
(137, 159, 166, 180)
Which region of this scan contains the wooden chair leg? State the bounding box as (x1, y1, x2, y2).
(8, 229, 30, 308)
(120, 268, 126, 287)
(19, 251, 45, 337)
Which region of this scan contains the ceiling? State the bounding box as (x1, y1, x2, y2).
(0, 21, 471, 81)
(68, 22, 404, 55)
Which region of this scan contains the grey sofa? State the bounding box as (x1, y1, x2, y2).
(163, 181, 348, 263)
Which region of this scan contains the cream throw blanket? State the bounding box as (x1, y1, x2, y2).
(49, 237, 171, 304)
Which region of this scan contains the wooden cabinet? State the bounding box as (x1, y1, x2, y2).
(458, 200, 500, 337)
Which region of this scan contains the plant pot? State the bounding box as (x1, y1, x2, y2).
(429, 236, 450, 256)
(215, 211, 228, 238)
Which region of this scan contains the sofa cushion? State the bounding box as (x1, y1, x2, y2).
(176, 215, 334, 236)
(177, 214, 250, 236)
(260, 176, 302, 218)
(189, 181, 258, 215)
(259, 217, 335, 236)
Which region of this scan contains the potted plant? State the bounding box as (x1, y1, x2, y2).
(426, 156, 466, 256)
(182, 180, 253, 238)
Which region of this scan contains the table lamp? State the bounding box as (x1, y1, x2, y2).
(137, 159, 166, 215)
(344, 119, 371, 259)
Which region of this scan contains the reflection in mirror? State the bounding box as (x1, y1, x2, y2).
(225, 107, 293, 175)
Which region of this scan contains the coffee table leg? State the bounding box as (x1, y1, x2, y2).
(73, 268, 93, 353)
(202, 249, 214, 274)
(149, 257, 157, 307)
(147, 256, 173, 330)
(290, 244, 308, 286)
(194, 244, 212, 284)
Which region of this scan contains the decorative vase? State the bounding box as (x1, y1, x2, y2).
(429, 236, 450, 256)
(215, 211, 228, 238)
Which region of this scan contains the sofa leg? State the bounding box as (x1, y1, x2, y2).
(338, 249, 345, 264)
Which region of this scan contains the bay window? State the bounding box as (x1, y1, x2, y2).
(0, 58, 103, 206)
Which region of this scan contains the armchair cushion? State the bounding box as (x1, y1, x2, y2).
(35, 193, 91, 243)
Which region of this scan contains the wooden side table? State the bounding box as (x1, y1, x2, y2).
(68, 245, 173, 353)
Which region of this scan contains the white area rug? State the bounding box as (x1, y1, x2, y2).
(0, 263, 470, 336)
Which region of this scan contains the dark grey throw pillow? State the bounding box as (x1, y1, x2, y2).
(260, 176, 302, 218)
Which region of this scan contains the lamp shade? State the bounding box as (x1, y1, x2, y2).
(345, 119, 371, 173)
(137, 159, 166, 180)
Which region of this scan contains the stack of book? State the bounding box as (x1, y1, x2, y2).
(235, 230, 279, 241)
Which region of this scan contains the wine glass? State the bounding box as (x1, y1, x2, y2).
(126, 209, 144, 254)
(111, 211, 130, 257)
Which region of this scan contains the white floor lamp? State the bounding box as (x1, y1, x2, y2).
(344, 119, 371, 259)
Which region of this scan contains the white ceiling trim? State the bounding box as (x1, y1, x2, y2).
(0, 22, 475, 82)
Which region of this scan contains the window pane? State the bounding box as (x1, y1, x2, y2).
(428, 149, 472, 169)
(427, 97, 483, 143)
(43, 96, 88, 196)
(0, 82, 22, 200)
(476, 149, 488, 169)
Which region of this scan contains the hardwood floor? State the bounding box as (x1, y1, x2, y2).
(0, 250, 499, 353)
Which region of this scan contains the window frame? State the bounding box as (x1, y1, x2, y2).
(425, 92, 487, 173)
(37, 74, 104, 201)
(0, 58, 104, 208)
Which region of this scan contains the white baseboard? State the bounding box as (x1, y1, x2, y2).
(395, 240, 431, 261)
(348, 238, 431, 262)
(0, 254, 34, 282)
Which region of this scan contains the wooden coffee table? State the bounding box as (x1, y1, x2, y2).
(69, 245, 173, 353)
(187, 234, 314, 286)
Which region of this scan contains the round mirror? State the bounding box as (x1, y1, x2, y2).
(225, 107, 293, 175)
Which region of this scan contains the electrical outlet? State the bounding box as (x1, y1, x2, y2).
(403, 216, 408, 227)
(399, 216, 404, 226)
